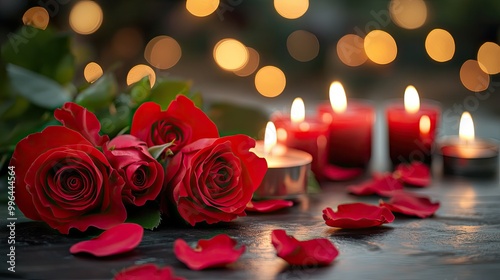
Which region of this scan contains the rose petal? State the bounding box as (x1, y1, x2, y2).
(70, 223, 143, 257)
(174, 234, 245, 270)
(10, 126, 95, 221)
(395, 161, 431, 187)
(271, 229, 338, 266)
(246, 200, 293, 213)
(54, 102, 109, 147)
(322, 203, 395, 229)
(347, 173, 403, 196)
(131, 95, 219, 154)
(322, 164, 364, 181)
(379, 192, 440, 218)
(114, 264, 185, 280)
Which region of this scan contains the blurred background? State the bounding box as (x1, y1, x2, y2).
(1, 0, 500, 169)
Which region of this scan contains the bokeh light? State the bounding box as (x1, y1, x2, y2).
(145, 35, 182, 70)
(337, 34, 367, 67)
(186, 0, 219, 17)
(459, 60, 489, 92)
(425, 29, 455, 62)
(126, 64, 156, 88)
(274, 0, 309, 20)
(364, 30, 397, 65)
(69, 1, 103, 35)
(389, 0, 427, 29)
(287, 30, 319, 62)
(111, 27, 144, 59)
(477, 42, 500, 74)
(22, 7, 49, 30)
(234, 47, 260, 77)
(254, 66, 286, 98)
(213, 38, 249, 71)
(83, 62, 103, 83)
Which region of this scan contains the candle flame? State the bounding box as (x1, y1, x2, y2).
(329, 81, 347, 114)
(264, 121, 277, 156)
(419, 115, 431, 135)
(459, 112, 474, 142)
(404, 85, 420, 114)
(291, 97, 305, 123)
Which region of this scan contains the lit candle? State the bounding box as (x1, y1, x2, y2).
(271, 98, 330, 180)
(440, 112, 499, 177)
(317, 81, 375, 168)
(386, 85, 440, 166)
(252, 122, 313, 199)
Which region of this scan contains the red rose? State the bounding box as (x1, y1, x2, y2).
(104, 135, 164, 206)
(10, 126, 126, 234)
(131, 95, 219, 154)
(163, 135, 267, 225)
(54, 102, 109, 147)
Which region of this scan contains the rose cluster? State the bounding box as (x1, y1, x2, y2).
(11, 95, 267, 234)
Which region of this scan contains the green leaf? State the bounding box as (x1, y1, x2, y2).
(125, 203, 162, 230)
(149, 79, 192, 110)
(207, 102, 268, 138)
(1, 26, 75, 84)
(75, 73, 118, 111)
(6, 64, 72, 109)
(0, 96, 30, 120)
(148, 141, 175, 160)
(129, 76, 151, 104)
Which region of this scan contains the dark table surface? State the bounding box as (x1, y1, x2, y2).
(1, 162, 500, 280)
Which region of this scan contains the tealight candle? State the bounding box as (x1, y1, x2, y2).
(251, 122, 313, 199)
(271, 98, 330, 179)
(440, 112, 499, 177)
(386, 85, 440, 166)
(317, 81, 375, 168)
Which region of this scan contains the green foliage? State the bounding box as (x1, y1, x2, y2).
(75, 73, 118, 111)
(125, 202, 162, 230)
(1, 26, 75, 85)
(6, 64, 73, 109)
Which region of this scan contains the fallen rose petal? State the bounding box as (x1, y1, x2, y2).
(347, 173, 403, 196)
(323, 164, 364, 181)
(246, 200, 293, 213)
(114, 264, 185, 280)
(174, 234, 245, 270)
(322, 203, 395, 229)
(271, 229, 338, 266)
(395, 161, 431, 187)
(70, 223, 143, 257)
(380, 192, 440, 218)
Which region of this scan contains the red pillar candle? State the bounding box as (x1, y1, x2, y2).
(271, 98, 330, 180)
(386, 85, 440, 166)
(317, 81, 375, 168)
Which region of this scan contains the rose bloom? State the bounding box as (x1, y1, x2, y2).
(104, 135, 164, 206)
(163, 135, 267, 225)
(131, 95, 219, 154)
(10, 126, 127, 234)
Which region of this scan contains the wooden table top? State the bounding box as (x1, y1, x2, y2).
(2, 166, 499, 280)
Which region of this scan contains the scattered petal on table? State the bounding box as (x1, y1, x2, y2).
(246, 199, 293, 213)
(347, 173, 403, 196)
(271, 229, 338, 266)
(114, 263, 185, 280)
(323, 164, 364, 181)
(70, 223, 143, 257)
(395, 161, 431, 187)
(322, 203, 395, 229)
(174, 234, 245, 270)
(380, 192, 440, 218)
